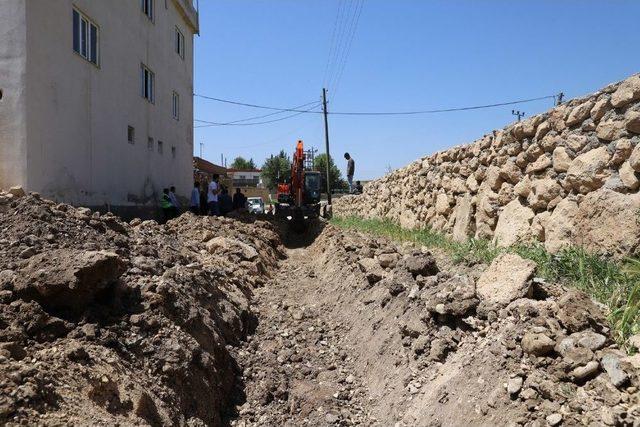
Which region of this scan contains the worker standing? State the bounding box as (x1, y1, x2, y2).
(169, 186, 180, 216)
(208, 174, 220, 216)
(344, 152, 355, 193)
(190, 182, 200, 214)
(160, 188, 174, 221)
(233, 188, 247, 211)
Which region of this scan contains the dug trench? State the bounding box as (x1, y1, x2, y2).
(1, 191, 639, 426)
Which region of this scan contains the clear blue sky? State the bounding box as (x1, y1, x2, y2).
(193, 0, 640, 180)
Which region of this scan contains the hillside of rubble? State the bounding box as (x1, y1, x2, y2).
(1, 188, 639, 426)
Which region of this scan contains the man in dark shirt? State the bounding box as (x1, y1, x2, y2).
(344, 152, 355, 193)
(219, 187, 233, 216)
(233, 188, 247, 211)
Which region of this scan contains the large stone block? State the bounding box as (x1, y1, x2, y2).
(552, 147, 572, 172)
(545, 198, 579, 253)
(596, 118, 626, 141)
(476, 253, 536, 307)
(611, 75, 640, 108)
(575, 189, 640, 257)
(567, 101, 595, 127)
(452, 195, 475, 242)
(493, 199, 534, 247)
(625, 111, 640, 134)
(565, 146, 611, 194)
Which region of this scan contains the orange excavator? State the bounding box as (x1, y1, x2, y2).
(276, 140, 321, 229)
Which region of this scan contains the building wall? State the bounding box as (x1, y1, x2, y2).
(0, 1, 28, 190)
(7, 0, 195, 208)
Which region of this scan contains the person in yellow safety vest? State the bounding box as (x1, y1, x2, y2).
(160, 188, 174, 221)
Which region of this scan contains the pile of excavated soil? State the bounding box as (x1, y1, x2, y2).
(0, 190, 283, 426)
(2, 188, 639, 426)
(232, 224, 640, 426)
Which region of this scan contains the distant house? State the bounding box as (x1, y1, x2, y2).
(228, 169, 263, 188)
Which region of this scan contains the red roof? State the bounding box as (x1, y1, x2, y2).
(227, 168, 262, 173)
(193, 157, 228, 174)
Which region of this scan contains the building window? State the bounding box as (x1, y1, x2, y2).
(175, 27, 185, 59)
(141, 64, 154, 103)
(171, 146, 176, 159)
(172, 92, 179, 120)
(141, 0, 154, 20)
(147, 137, 154, 150)
(127, 126, 135, 144)
(157, 140, 163, 155)
(73, 8, 99, 65)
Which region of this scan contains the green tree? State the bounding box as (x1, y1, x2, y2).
(230, 156, 256, 170)
(313, 153, 347, 193)
(261, 150, 291, 190)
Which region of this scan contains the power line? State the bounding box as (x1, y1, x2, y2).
(322, 0, 346, 89)
(326, 0, 357, 94)
(194, 93, 320, 113)
(194, 94, 557, 116)
(194, 100, 320, 126)
(330, 95, 556, 115)
(329, 0, 364, 99)
(194, 104, 322, 128)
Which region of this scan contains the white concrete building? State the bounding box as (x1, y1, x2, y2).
(0, 0, 198, 216)
(228, 169, 263, 188)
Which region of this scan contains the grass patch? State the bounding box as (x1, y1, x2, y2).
(331, 216, 640, 350)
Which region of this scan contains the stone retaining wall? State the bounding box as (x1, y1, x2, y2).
(334, 74, 640, 257)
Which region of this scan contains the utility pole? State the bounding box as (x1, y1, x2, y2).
(555, 92, 565, 106)
(322, 88, 332, 204)
(199, 142, 204, 158)
(512, 110, 525, 122)
(220, 153, 224, 166)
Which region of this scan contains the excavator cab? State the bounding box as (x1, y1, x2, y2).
(303, 171, 321, 204)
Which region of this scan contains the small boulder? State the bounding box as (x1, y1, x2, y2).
(377, 252, 400, 269)
(507, 376, 523, 396)
(521, 333, 555, 356)
(8, 186, 26, 198)
(423, 274, 478, 317)
(570, 360, 599, 382)
(629, 144, 640, 172)
(357, 258, 387, 284)
(619, 161, 640, 190)
(400, 253, 438, 277)
(601, 353, 629, 388)
(206, 236, 258, 261)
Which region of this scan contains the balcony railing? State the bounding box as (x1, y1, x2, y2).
(233, 179, 261, 188)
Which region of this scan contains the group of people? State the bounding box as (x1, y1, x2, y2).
(161, 174, 249, 221)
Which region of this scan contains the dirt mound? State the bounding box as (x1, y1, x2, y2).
(2, 189, 639, 426)
(233, 224, 639, 426)
(0, 191, 283, 425)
